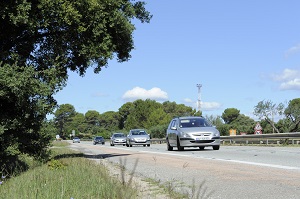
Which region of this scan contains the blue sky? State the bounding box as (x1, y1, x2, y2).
(53, 1, 300, 120)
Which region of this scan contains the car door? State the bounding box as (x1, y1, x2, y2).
(167, 119, 177, 146)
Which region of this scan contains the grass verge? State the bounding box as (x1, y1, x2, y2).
(0, 141, 137, 199)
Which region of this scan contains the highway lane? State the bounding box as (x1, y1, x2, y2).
(69, 141, 300, 198)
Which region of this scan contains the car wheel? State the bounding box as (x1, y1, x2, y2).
(93, 142, 96, 145)
(143, 145, 146, 147)
(177, 137, 184, 151)
(199, 146, 205, 150)
(147, 144, 150, 147)
(130, 144, 132, 147)
(126, 142, 129, 147)
(213, 145, 220, 150)
(167, 139, 173, 151)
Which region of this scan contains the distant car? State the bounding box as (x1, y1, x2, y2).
(93, 136, 105, 145)
(110, 133, 126, 146)
(72, 137, 80, 143)
(126, 129, 150, 147)
(166, 116, 220, 151)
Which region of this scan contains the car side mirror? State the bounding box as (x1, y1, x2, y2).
(171, 126, 177, 130)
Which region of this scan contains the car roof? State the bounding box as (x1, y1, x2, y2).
(130, 129, 146, 131)
(176, 116, 204, 119)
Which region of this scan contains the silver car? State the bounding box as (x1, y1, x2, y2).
(166, 116, 220, 151)
(110, 133, 126, 146)
(72, 137, 80, 143)
(126, 129, 150, 147)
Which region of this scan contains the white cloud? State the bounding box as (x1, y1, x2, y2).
(183, 98, 193, 103)
(122, 87, 168, 101)
(182, 98, 222, 111)
(285, 44, 300, 58)
(202, 102, 222, 111)
(279, 79, 300, 90)
(272, 69, 300, 91)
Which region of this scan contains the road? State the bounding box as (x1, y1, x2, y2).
(69, 141, 300, 199)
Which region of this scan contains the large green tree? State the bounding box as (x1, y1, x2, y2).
(0, 0, 152, 171)
(98, 111, 120, 131)
(54, 104, 77, 138)
(0, 64, 58, 173)
(284, 98, 300, 132)
(221, 108, 240, 124)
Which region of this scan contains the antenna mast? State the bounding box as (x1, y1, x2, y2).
(196, 84, 202, 112)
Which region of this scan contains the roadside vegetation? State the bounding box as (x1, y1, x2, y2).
(0, 141, 138, 199)
(0, 141, 214, 199)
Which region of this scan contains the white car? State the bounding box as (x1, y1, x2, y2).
(72, 137, 80, 143)
(110, 133, 126, 146)
(126, 129, 150, 147)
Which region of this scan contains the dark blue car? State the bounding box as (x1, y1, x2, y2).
(93, 136, 105, 145)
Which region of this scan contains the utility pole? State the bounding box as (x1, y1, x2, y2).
(196, 84, 202, 113)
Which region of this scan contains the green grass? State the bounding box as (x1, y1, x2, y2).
(0, 141, 137, 199)
(0, 141, 212, 199)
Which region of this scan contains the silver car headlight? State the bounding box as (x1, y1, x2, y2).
(213, 131, 220, 137)
(181, 132, 191, 138)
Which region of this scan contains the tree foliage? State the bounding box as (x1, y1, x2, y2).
(221, 108, 240, 124)
(284, 98, 300, 132)
(0, 63, 58, 173)
(0, 0, 152, 172)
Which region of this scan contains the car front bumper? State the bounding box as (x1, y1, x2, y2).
(112, 140, 126, 145)
(179, 137, 220, 147)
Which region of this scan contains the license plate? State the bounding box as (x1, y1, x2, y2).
(196, 137, 209, 140)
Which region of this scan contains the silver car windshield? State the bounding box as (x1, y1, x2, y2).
(114, 134, 124, 137)
(179, 118, 212, 128)
(131, 130, 147, 135)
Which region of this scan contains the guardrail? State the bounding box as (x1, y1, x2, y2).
(150, 132, 300, 145)
(221, 132, 300, 145)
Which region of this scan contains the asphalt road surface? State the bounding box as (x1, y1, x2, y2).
(69, 141, 300, 199)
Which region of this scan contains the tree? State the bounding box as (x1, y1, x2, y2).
(99, 111, 120, 131)
(1, 0, 152, 76)
(125, 99, 161, 130)
(118, 102, 134, 129)
(69, 113, 87, 136)
(230, 114, 256, 134)
(162, 101, 196, 118)
(0, 0, 152, 170)
(284, 98, 300, 132)
(205, 115, 224, 127)
(54, 104, 76, 138)
(221, 108, 240, 124)
(145, 107, 171, 129)
(253, 100, 284, 133)
(0, 64, 58, 173)
(85, 110, 101, 126)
